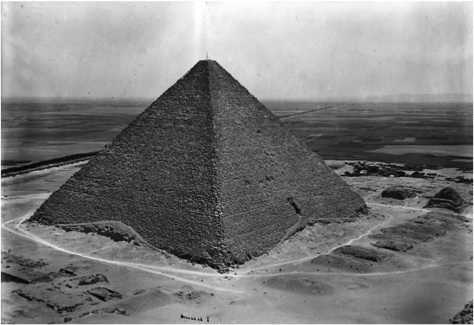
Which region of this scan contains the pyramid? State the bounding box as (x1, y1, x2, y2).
(29, 60, 367, 271)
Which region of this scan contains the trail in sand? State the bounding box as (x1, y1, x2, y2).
(2, 211, 242, 293)
(3, 194, 468, 291)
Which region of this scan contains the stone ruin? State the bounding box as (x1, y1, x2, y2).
(28, 60, 367, 271)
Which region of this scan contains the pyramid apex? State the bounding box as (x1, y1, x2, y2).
(197, 59, 217, 63)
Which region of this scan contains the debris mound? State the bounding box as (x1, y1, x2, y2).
(87, 287, 122, 301)
(13, 286, 90, 315)
(56, 221, 152, 247)
(310, 244, 398, 274)
(334, 245, 392, 262)
(425, 187, 466, 213)
(12, 264, 124, 319)
(381, 186, 420, 200)
(78, 274, 108, 286)
(370, 211, 468, 252)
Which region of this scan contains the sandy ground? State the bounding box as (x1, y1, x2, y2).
(1, 162, 472, 324)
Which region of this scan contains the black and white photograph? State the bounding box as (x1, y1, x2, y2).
(1, 1, 472, 323)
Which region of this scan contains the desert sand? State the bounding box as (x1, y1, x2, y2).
(2, 162, 472, 324)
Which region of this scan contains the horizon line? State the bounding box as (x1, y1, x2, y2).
(2, 93, 473, 102)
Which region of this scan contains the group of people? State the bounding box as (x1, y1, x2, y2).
(180, 314, 209, 322)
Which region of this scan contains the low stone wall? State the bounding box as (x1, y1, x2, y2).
(1, 152, 98, 178)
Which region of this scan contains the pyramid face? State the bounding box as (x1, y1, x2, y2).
(30, 60, 367, 270)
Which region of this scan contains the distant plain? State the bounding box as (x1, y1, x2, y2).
(1, 97, 472, 324)
(2, 98, 472, 170)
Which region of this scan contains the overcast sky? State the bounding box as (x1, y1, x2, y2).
(2, 1, 472, 100)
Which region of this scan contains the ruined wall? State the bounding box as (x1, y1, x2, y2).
(208, 61, 367, 264)
(30, 62, 228, 269)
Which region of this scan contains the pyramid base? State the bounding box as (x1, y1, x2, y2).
(27, 207, 368, 273)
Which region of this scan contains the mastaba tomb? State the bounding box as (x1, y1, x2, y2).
(29, 60, 367, 271)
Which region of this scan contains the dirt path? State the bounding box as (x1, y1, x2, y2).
(2, 210, 242, 293)
(3, 193, 469, 292)
(0, 197, 428, 279)
(367, 202, 430, 212)
(244, 261, 472, 278)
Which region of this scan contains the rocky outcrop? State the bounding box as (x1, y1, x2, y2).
(425, 187, 467, 213)
(450, 300, 473, 324)
(28, 60, 367, 271)
(78, 274, 108, 286)
(381, 186, 420, 200)
(87, 287, 122, 301)
(371, 241, 413, 252)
